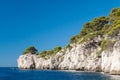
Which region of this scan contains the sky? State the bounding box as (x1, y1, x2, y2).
(0, 0, 120, 67)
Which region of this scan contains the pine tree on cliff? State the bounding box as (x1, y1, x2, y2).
(23, 46, 38, 54)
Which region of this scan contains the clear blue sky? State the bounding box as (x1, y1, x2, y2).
(0, 0, 120, 67)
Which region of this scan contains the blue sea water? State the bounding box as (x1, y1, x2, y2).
(0, 67, 119, 80)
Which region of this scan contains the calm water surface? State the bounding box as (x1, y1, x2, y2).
(0, 67, 120, 80)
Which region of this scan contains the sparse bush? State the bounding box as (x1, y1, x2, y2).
(96, 39, 116, 58)
(54, 46, 62, 53)
(39, 46, 62, 59)
(107, 20, 120, 36)
(109, 8, 120, 22)
(22, 8, 120, 59)
(23, 46, 38, 54)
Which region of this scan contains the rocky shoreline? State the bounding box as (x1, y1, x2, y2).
(17, 35, 120, 75)
(17, 8, 120, 75)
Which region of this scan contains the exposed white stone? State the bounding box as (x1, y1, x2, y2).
(102, 41, 120, 74)
(17, 54, 36, 69)
(17, 36, 120, 75)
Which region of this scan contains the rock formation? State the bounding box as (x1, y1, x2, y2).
(17, 35, 120, 74)
(17, 8, 120, 75)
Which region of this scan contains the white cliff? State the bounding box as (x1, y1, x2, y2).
(102, 41, 120, 75)
(18, 53, 36, 69)
(17, 8, 120, 75)
(17, 35, 120, 75)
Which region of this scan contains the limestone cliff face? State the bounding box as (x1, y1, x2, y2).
(58, 39, 102, 71)
(17, 8, 120, 75)
(102, 40, 120, 75)
(17, 51, 65, 69)
(17, 34, 120, 75)
(18, 54, 36, 69)
(100, 34, 120, 74)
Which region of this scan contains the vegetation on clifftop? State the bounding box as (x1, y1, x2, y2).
(23, 8, 120, 58)
(70, 16, 109, 43)
(23, 46, 38, 54)
(70, 8, 120, 44)
(39, 46, 62, 59)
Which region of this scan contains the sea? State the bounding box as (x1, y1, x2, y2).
(0, 67, 120, 80)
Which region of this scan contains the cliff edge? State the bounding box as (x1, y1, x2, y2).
(18, 8, 120, 75)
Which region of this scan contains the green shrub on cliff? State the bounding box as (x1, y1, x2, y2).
(96, 39, 116, 58)
(39, 49, 55, 58)
(54, 46, 62, 53)
(23, 46, 38, 54)
(109, 8, 120, 22)
(69, 8, 120, 58)
(39, 50, 48, 58)
(70, 36, 77, 43)
(107, 20, 120, 36)
(70, 8, 120, 44)
(22, 8, 120, 59)
(39, 46, 62, 58)
(70, 16, 109, 43)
